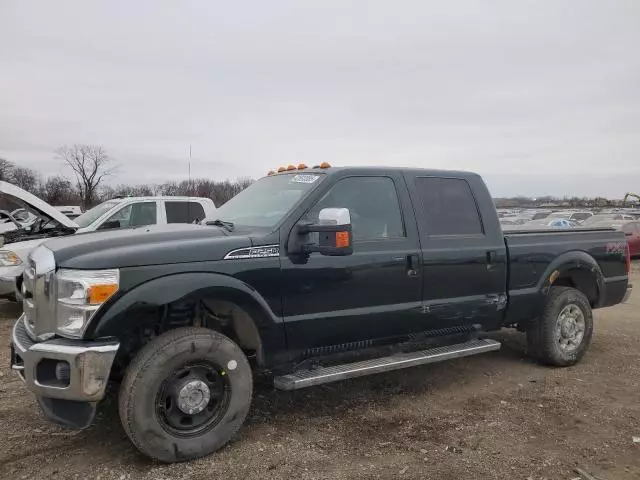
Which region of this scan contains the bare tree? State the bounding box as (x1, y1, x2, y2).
(157, 178, 254, 206)
(41, 176, 79, 205)
(113, 184, 154, 197)
(57, 145, 114, 208)
(11, 166, 40, 193)
(98, 185, 116, 202)
(0, 158, 14, 181)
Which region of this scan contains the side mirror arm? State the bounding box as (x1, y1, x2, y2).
(288, 223, 354, 257)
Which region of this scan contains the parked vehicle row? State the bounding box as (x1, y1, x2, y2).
(498, 209, 640, 257)
(0, 180, 216, 300)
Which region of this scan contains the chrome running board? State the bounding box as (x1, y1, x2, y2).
(274, 338, 501, 390)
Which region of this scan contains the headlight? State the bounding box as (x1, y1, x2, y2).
(0, 250, 22, 266)
(56, 269, 119, 338)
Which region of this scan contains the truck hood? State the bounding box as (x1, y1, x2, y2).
(0, 181, 79, 230)
(45, 223, 252, 269)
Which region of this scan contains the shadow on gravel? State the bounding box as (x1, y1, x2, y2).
(73, 328, 536, 467)
(1, 300, 536, 470)
(0, 301, 22, 320)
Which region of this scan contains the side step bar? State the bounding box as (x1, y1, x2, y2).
(274, 338, 501, 391)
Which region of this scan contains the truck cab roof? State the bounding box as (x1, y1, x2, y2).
(267, 165, 480, 180)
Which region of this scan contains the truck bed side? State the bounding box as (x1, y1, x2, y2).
(503, 228, 629, 325)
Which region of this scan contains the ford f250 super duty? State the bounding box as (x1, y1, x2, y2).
(11, 165, 632, 462)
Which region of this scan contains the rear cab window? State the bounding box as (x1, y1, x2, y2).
(414, 177, 483, 236)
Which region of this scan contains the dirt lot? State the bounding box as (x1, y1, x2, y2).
(1, 270, 639, 480)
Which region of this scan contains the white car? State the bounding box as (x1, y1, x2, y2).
(0, 181, 216, 300)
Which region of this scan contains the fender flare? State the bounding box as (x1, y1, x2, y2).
(537, 250, 605, 304)
(85, 272, 284, 361)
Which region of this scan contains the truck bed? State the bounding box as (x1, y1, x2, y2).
(503, 227, 629, 324)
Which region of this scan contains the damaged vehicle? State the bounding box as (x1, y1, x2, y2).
(0, 182, 78, 300)
(0, 181, 216, 300)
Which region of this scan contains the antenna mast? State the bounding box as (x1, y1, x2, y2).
(188, 145, 192, 221)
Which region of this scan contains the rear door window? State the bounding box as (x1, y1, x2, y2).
(165, 201, 206, 224)
(414, 177, 483, 235)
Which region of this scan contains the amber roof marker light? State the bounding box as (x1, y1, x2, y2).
(319, 162, 331, 169)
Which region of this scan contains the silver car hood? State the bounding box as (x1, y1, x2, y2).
(0, 181, 78, 230)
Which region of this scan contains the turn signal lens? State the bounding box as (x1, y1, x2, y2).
(336, 231, 350, 248)
(88, 284, 118, 305)
(319, 162, 331, 169)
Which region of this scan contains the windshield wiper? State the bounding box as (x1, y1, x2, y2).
(206, 219, 235, 232)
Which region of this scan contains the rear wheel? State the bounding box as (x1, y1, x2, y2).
(526, 286, 593, 366)
(119, 327, 252, 462)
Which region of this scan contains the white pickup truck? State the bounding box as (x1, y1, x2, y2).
(0, 181, 216, 300)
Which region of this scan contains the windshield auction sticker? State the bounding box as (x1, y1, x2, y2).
(290, 174, 320, 184)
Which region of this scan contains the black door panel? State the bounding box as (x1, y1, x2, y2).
(280, 173, 423, 352)
(406, 174, 508, 331)
(281, 244, 423, 349)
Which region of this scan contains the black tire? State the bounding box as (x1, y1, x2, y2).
(526, 286, 593, 366)
(119, 327, 252, 462)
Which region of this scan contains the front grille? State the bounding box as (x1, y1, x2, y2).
(21, 246, 56, 341)
(14, 316, 35, 350)
(22, 266, 37, 335)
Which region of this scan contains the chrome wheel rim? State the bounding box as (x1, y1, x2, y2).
(556, 304, 585, 353)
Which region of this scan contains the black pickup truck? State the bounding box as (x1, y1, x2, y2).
(11, 166, 631, 462)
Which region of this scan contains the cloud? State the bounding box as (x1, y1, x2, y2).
(1, 0, 639, 197)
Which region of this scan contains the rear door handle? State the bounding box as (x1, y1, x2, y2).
(486, 250, 497, 271)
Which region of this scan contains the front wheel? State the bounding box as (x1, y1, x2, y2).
(119, 327, 253, 462)
(526, 286, 594, 366)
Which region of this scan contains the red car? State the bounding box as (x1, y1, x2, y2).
(589, 220, 640, 257)
(621, 221, 640, 257)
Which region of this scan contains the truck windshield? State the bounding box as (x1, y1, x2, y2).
(207, 172, 325, 228)
(74, 201, 119, 228)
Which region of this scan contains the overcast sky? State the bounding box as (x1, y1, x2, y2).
(1, 1, 639, 197)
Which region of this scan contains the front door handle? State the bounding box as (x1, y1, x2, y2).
(406, 254, 419, 277)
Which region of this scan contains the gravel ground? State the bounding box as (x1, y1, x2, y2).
(1, 269, 639, 480)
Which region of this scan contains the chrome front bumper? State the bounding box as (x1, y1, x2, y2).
(11, 314, 119, 402)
